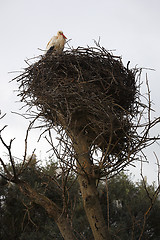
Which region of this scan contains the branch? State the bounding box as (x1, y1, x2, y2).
(0, 127, 17, 181)
(139, 160, 160, 240)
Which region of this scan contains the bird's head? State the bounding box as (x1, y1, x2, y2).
(57, 30, 67, 39)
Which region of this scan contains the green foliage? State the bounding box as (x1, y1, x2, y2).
(100, 173, 160, 239)
(0, 161, 160, 240)
(0, 161, 63, 240)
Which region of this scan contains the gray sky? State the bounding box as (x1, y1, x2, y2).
(0, 0, 160, 184)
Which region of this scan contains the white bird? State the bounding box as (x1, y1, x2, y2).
(46, 30, 67, 53)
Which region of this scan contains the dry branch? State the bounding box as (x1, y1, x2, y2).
(14, 44, 160, 177)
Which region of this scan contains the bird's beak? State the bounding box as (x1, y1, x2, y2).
(62, 34, 67, 39)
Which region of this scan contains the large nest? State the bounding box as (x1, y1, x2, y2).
(17, 46, 138, 162)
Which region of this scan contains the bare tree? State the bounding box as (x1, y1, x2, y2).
(1, 44, 160, 239)
(0, 126, 78, 239)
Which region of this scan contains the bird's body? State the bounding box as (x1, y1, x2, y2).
(46, 31, 67, 53)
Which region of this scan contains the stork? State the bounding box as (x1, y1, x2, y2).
(46, 30, 67, 53)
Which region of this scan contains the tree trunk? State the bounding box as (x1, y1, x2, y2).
(74, 135, 110, 240)
(18, 182, 76, 240)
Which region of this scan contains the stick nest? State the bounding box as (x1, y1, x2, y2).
(16, 46, 139, 162)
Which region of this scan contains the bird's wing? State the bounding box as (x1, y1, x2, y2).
(46, 36, 57, 50)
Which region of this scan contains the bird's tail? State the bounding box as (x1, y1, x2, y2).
(46, 46, 55, 55)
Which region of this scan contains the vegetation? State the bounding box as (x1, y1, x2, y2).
(1, 45, 160, 239)
(0, 161, 160, 240)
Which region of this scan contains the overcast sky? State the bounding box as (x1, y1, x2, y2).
(0, 0, 160, 184)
